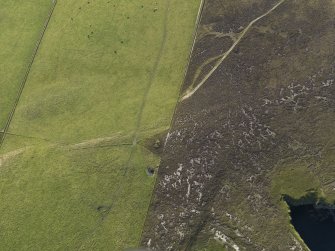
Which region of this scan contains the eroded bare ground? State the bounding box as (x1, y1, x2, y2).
(141, 0, 335, 250)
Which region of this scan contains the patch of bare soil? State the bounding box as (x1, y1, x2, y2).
(0, 148, 26, 168)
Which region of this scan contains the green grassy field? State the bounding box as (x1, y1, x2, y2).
(0, 0, 201, 250)
(0, 0, 53, 131)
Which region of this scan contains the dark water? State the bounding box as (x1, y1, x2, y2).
(290, 204, 335, 251)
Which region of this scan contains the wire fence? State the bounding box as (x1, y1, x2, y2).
(0, 0, 58, 148)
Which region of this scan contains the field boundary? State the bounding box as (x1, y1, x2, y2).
(138, 0, 206, 246)
(0, 0, 57, 149)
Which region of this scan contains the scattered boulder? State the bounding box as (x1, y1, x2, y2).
(153, 139, 161, 149)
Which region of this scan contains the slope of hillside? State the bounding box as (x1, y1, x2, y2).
(141, 0, 335, 250)
(0, 0, 201, 250)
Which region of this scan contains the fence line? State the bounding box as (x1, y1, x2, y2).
(0, 0, 57, 148)
(138, 0, 206, 246)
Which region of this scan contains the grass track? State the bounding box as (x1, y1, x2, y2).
(124, 0, 171, 175)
